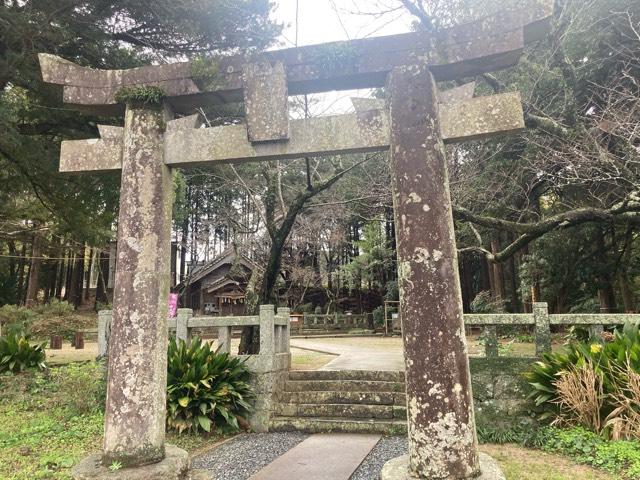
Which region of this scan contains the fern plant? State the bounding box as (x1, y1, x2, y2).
(166, 336, 254, 434)
(0, 332, 47, 373)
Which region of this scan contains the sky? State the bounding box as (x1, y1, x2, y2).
(269, 0, 415, 115)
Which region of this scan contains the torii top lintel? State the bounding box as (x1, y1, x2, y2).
(39, 0, 552, 116)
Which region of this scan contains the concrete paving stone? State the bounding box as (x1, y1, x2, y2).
(248, 433, 381, 480)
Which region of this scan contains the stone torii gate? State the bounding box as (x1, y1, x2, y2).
(39, 2, 552, 479)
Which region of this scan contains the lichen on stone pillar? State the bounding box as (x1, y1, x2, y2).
(386, 62, 480, 479)
(102, 103, 174, 468)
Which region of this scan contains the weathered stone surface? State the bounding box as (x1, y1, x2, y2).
(276, 402, 400, 419)
(164, 110, 389, 165)
(388, 63, 479, 479)
(103, 104, 174, 467)
(39, 1, 553, 114)
(38, 53, 199, 114)
(60, 125, 123, 172)
(249, 433, 381, 480)
(269, 416, 407, 435)
(464, 313, 535, 325)
(483, 325, 499, 358)
(439, 92, 525, 143)
(165, 114, 203, 133)
(243, 62, 289, 142)
(72, 445, 188, 480)
(549, 313, 637, 325)
(533, 302, 551, 356)
(438, 82, 476, 104)
(380, 453, 505, 480)
(187, 469, 211, 480)
(287, 370, 405, 382)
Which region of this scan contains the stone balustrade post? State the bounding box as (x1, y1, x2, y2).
(176, 308, 192, 344)
(274, 325, 283, 353)
(590, 324, 604, 339)
(259, 304, 275, 355)
(483, 325, 499, 357)
(279, 307, 291, 354)
(218, 326, 232, 354)
(98, 310, 112, 358)
(534, 302, 551, 356)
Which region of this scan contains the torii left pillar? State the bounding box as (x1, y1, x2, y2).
(103, 104, 174, 466)
(73, 102, 191, 479)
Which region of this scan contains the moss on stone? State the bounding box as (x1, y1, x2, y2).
(114, 85, 166, 106)
(190, 56, 223, 91)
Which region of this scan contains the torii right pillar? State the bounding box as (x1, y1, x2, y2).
(382, 63, 504, 480)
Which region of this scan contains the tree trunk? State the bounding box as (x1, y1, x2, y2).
(16, 242, 27, 304)
(64, 251, 74, 301)
(25, 230, 42, 306)
(74, 247, 85, 307)
(490, 238, 505, 301)
(618, 226, 636, 312)
(84, 247, 93, 301)
(595, 228, 616, 313)
(95, 248, 110, 307)
(55, 249, 66, 300)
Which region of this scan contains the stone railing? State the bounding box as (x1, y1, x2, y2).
(97, 305, 291, 432)
(465, 301, 639, 357)
(98, 305, 291, 357)
(302, 312, 370, 330)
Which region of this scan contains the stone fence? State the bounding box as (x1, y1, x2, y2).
(97, 305, 291, 432)
(465, 301, 639, 358)
(98, 305, 291, 357)
(302, 312, 370, 330)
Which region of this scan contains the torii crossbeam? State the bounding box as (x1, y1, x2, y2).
(39, 2, 553, 479)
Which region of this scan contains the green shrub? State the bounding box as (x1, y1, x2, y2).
(525, 321, 640, 438)
(167, 337, 254, 434)
(29, 312, 91, 341)
(0, 304, 38, 335)
(0, 332, 46, 373)
(372, 306, 385, 326)
(33, 299, 74, 317)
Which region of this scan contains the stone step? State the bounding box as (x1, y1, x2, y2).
(284, 379, 405, 393)
(278, 390, 406, 406)
(275, 403, 407, 420)
(269, 416, 408, 435)
(288, 370, 405, 382)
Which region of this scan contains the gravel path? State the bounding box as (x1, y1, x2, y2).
(192, 433, 407, 480)
(351, 436, 408, 480)
(191, 432, 309, 480)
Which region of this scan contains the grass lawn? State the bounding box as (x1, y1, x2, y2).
(0, 365, 220, 480)
(482, 444, 615, 480)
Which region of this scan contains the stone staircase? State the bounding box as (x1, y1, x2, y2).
(269, 370, 408, 434)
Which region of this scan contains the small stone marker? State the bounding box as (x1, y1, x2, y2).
(50, 334, 62, 349)
(74, 331, 84, 350)
(249, 433, 381, 480)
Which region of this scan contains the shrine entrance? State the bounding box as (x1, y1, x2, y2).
(39, 2, 553, 478)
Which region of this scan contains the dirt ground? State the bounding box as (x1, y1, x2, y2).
(45, 341, 336, 370)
